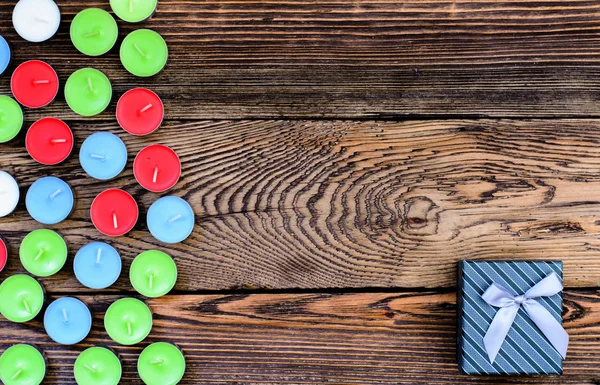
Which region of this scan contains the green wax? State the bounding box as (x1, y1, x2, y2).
(70, 8, 118, 57)
(0, 344, 46, 385)
(130, 250, 177, 298)
(110, 0, 157, 23)
(104, 298, 152, 345)
(74, 347, 121, 385)
(120, 29, 168, 77)
(0, 275, 44, 322)
(0, 96, 23, 143)
(138, 342, 185, 385)
(19, 229, 67, 277)
(65, 68, 112, 117)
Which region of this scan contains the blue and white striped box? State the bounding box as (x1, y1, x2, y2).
(457, 261, 564, 375)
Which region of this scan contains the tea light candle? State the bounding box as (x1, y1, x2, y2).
(13, 0, 61, 43)
(11, 60, 59, 108)
(20, 229, 67, 277)
(74, 347, 121, 385)
(74, 242, 122, 289)
(133, 145, 181, 192)
(147, 197, 194, 244)
(26, 118, 73, 165)
(138, 342, 185, 385)
(90, 189, 138, 237)
(111, 0, 157, 23)
(25, 176, 74, 225)
(65, 68, 112, 117)
(116, 88, 164, 136)
(0, 274, 44, 322)
(0, 96, 23, 143)
(0, 171, 20, 217)
(44, 297, 92, 345)
(104, 297, 152, 345)
(70, 8, 118, 57)
(0, 237, 6, 272)
(120, 29, 168, 77)
(130, 250, 177, 298)
(0, 36, 10, 75)
(80, 132, 128, 180)
(0, 344, 46, 385)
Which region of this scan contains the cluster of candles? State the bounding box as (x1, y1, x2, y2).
(0, 1, 191, 385)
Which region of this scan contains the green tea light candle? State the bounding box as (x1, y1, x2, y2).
(20, 229, 68, 277)
(74, 347, 121, 385)
(65, 68, 112, 116)
(0, 96, 23, 143)
(104, 298, 152, 345)
(111, 0, 158, 23)
(138, 342, 185, 385)
(71, 8, 118, 57)
(120, 29, 168, 77)
(0, 275, 44, 323)
(130, 250, 177, 298)
(0, 344, 46, 385)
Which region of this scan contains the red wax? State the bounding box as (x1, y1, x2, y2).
(11, 60, 59, 108)
(133, 145, 181, 193)
(91, 189, 139, 237)
(26, 118, 74, 165)
(116, 88, 164, 136)
(0, 237, 7, 272)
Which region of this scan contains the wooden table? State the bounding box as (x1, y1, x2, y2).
(1, 1, 600, 383)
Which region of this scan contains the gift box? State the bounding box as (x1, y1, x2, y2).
(457, 261, 567, 375)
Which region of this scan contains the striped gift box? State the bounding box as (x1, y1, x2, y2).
(457, 260, 564, 375)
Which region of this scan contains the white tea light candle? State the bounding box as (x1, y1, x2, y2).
(13, 0, 61, 43)
(0, 171, 19, 218)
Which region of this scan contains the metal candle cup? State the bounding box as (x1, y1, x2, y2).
(25, 118, 73, 165)
(90, 189, 139, 237)
(104, 297, 152, 345)
(11, 60, 59, 108)
(0, 274, 44, 322)
(0, 344, 46, 385)
(19, 229, 67, 277)
(44, 297, 92, 345)
(130, 250, 177, 298)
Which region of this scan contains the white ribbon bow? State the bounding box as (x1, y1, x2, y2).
(481, 272, 569, 364)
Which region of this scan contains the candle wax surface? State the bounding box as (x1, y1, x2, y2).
(120, 29, 168, 77)
(11, 60, 59, 108)
(80, 132, 128, 180)
(134, 144, 181, 192)
(0, 96, 23, 143)
(0, 344, 46, 385)
(44, 297, 92, 345)
(12, 0, 61, 43)
(0, 35, 10, 75)
(65, 68, 112, 116)
(26, 118, 73, 165)
(70, 8, 118, 57)
(130, 250, 177, 298)
(20, 229, 68, 277)
(74, 347, 122, 385)
(147, 196, 195, 244)
(138, 342, 185, 385)
(111, 0, 157, 23)
(0, 171, 20, 218)
(104, 297, 153, 345)
(74, 242, 122, 289)
(90, 189, 139, 237)
(0, 274, 44, 323)
(25, 176, 74, 225)
(116, 88, 164, 135)
(0, 237, 6, 272)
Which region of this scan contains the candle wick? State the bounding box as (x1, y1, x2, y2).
(113, 212, 119, 229)
(88, 77, 94, 92)
(23, 299, 31, 315)
(51, 138, 68, 144)
(149, 273, 154, 289)
(84, 364, 97, 374)
(168, 214, 182, 224)
(153, 166, 159, 183)
(33, 79, 50, 85)
(34, 249, 44, 261)
(150, 358, 164, 365)
(133, 43, 146, 58)
(11, 369, 22, 380)
(62, 308, 69, 323)
(48, 189, 62, 200)
(90, 153, 106, 161)
(34, 17, 49, 24)
(129, 0, 134, 12)
(96, 248, 102, 265)
(84, 31, 100, 38)
(127, 321, 132, 336)
(138, 103, 153, 115)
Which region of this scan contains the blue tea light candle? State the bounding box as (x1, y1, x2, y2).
(80, 132, 128, 180)
(0, 36, 10, 75)
(74, 242, 122, 289)
(44, 297, 92, 345)
(26, 177, 74, 225)
(147, 196, 195, 244)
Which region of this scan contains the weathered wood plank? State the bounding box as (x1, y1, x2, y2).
(3, 119, 600, 290)
(0, 291, 597, 384)
(3, 1, 600, 118)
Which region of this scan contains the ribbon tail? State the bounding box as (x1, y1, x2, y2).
(483, 305, 520, 364)
(523, 301, 569, 359)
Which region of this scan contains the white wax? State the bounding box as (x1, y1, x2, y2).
(0, 171, 19, 217)
(13, 0, 61, 43)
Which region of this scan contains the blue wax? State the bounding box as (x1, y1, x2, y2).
(26, 177, 74, 225)
(79, 132, 128, 180)
(74, 242, 122, 289)
(147, 196, 195, 244)
(0, 36, 9, 75)
(44, 297, 92, 345)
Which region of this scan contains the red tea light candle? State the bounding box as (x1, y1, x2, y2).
(133, 145, 181, 193)
(117, 88, 164, 136)
(11, 60, 59, 108)
(26, 118, 73, 165)
(0, 237, 7, 272)
(91, 189, 138, 237)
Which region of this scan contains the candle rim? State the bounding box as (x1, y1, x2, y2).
(44, 297, 92, 345)
(120, 29, 168, 77)
(25, 117, 74, 165)
(25, 177, 74, 226)
(90, 188, 139, 237)
(10, 60, 59, 109)
(12, 0, 61, 43)
(65, 67, 113, 117)
(74, 346, 122, 384)
(138, 342, 185, 385)
(0, 170, 20, 217)
(19, 228, 68, 277)
(0, 344, 46, 385)
(133, 144, 181, 193)
(116, 88, 164, 136)
(70, 8, 119, 57)
(74, 242, 122, 290)
(130, 250, 177, 297)
(104, 297, 153, 345)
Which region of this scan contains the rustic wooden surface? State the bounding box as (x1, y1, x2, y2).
(1, 0, 600, 384)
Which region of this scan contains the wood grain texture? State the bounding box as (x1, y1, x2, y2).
(1, 291, 598, 384)
(3, 119, 600, 291)
(3, 1, 600, 118)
